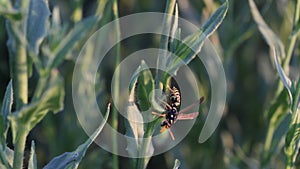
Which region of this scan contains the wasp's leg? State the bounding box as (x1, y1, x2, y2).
(168, 129, 175, 140)
(152, 112, 166, 117)
(160, 127, 175, 140)
(160, 122, 175, 140)
(160, 126, 167, 133)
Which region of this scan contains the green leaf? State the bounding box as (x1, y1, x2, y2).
(45, 7, 67, 52)
(0, 0, 22, 20)
(262, 88, 290, 164)
(0, 80, 12, 168)
(173, 159, 181, 169)
(26, 0, 50, 76)
(291, 20, 300, 37)
(291, 80, 300, 114)
(248, 0, 292, 103)
(48, 16, 98, 70)
(27, 0, 50, 55)
(135, 61, 155, 112)
(28, 140, 37, 169)
(0, 146, 13, 169)
(8, 70, 64, 144)
(284, 109, 300, 168)
(284, 80, 300, 168)
(156, 0, 177, 70)
(169, 3, 180, 54)
(0, 80, 13, 139)
(126, 61, 155, 169)
(43, 104, 110, 169)
(6, 0, 50, 77)
(166, 0, 228, 75)
(125, 68, 145, 157)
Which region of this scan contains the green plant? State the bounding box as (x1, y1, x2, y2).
(0, 0, 113, 168)
(124, 0, 228, 168)
(248, 0, 300, 169)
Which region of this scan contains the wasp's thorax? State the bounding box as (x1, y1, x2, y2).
(161, 106, 179, 129)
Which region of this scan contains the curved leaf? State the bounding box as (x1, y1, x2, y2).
(43, 103, 110, 169)
(135, 61, 154, 112)
(0, 146, 13, 169)
(248, 0, 292, 102)
(173, 159, 181, 169)
(48, 16, 98, 69)
(157, 0, 176, 70)
(0, 80, 13, 169)
(125, 61, 155, 169)
(27, 0, 50, 55)
(285, 109, 300, 168)
(166, 0, 228, 75)
(125, 64, 145, 157)
(8, 70, 64, 144)
(0, 80, 13, 138)
(0, 0, 21, 20)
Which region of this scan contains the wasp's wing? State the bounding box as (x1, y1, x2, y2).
(179, 97, 204, 114)
(177, 112, 199, 120)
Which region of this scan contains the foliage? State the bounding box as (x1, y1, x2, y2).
(0, 0, 299, 169)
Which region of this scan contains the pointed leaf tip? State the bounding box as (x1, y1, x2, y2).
(1, 80, 13, 134)
(249, 0, 293, 103)
(43, 103, 110, 169)
(173, 159, 181, 169)
(28, 140, 37, 169)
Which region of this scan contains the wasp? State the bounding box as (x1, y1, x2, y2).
(152, 86, 204, 140)
(167, 86, 181, 108)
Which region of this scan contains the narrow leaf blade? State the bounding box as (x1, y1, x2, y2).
(168, 0, 228, 74)
(135, 61, 154, 111)
(8, 70, 64, 144)
(28, 140, 37, 169)
(0, 80, 13, 134)
(49, 16, 98, 69)
(0, 146, 13, 169)
(248, 0, 292, 102)
(125, 76, 144, 157)
(0, 0, 21, 20)
(27, 0, 50, 55)
(43, 104, 110, 169)
(285, 109, 300, 168)
(173, 159, 181, 169)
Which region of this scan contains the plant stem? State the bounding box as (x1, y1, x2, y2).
(12, 44, 28, 110)
(12, 126, 27, 169)
(96, 0, 108, 16)
(112, 0, 120, 168)
(71, 0, 82, 23)
(32, 76, 47, 101)
(11, 39, 28, 169)
(136, 120, 161, 169)
(283, 0, 300, 70)
(9, 0, 30, 168)
(136, 138, 152, 169)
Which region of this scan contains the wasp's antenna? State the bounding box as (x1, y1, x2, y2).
(156, 97, 172, 110)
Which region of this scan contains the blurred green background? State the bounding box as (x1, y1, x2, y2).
(0, 0, 299, 168)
